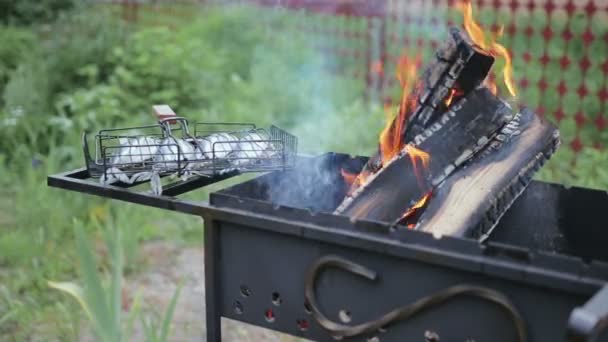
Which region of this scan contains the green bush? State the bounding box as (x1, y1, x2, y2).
(537, 147, 608, 190)
(0, 0, 75, 25)
(57, 6, 366, 137)
(0, 9, 127, 156)
(0, 26, 37, 96)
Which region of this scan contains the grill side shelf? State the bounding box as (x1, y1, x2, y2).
(47, 167, 236, 214)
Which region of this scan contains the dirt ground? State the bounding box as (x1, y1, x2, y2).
(123, 242, 307, 342)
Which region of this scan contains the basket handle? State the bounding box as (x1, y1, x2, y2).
(152, 104, 177, 123)
(153, 104, 191, 138)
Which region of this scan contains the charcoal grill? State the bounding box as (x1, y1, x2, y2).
(48, 153, 608, 341)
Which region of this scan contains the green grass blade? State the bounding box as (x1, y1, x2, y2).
(159, 282, 183, 342)
(108, 225, 123, 342)
(47, 281, 93, 321)
(141, 315, 159, 342)
(73, 224, 114, 341)
(0, 309, 18, 327)
(125, 288, 143, 340)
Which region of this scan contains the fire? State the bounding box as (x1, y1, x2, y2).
(445, 86, 465, 107)
(400, 145, 432, 225)
(341, 168, 370, 196)
(460, 0, 516, 97)
(401, 192, 432, 224)
(404, 144, 430, 190)
(379, 54, 421, 166)
(340, 168, 358, 187)
(445, 89, 456, 107)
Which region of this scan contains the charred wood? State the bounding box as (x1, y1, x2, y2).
(347, 28, 494, 195)
(335, 87, 512, 222)
(415, 108, 560, 239)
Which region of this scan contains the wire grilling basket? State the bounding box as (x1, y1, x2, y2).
(82, 114, 297, 191)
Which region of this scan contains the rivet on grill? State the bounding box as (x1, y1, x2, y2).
(296, 319, 309, 331)
(240, 285, 251, 297)
(367, 336, 380, 342)
(233, 301, 244, 315)
(272, 292, 282, 306)
(425, 330, 440, 341)
(264, 308, 275, 322)
(338, 309, 352, 323)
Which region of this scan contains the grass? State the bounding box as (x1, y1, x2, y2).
(0, 2, 606, 341)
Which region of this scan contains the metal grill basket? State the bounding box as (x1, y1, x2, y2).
(82, 116, 297, 185)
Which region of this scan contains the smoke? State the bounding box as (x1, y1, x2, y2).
(211, 2, 445, 209)
(264, 153, 367, 212)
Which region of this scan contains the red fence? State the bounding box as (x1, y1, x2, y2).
(113, 0, 608, 152)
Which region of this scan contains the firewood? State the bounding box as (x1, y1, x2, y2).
(415, 108, 560, 239)
(348, 28, 494, 194)
(335, 87, 512, 222)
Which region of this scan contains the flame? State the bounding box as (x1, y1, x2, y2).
(459, 0, 516, 97)
(379, 54, 421, 166)
(394, 144, 432, 225)
(401, 192, 432, 224)
(341, 168, 371, 196)
(341, 168, 358, 187)
(445, 89, 457, 107)
(404, 144, 430, 189)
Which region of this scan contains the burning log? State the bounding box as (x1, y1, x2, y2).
(335, 87, 513, 221)
(416, 108, 560, 239)
(335, 2, 558, 240)
(347, 28, 495, 193)
(404, 27, 495, 140)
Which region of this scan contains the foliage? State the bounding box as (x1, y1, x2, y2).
(0, 26, 37, 96)
(49, 223, 182, 342)
(139, 284, 182, 342)
(537, 147, 608, 190)
(0, 0, 75, 25)
(0, 8, 128, 156)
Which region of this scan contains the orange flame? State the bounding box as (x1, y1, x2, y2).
(459, 0, 516, 97)
(405, 144, 430, 189)
(340, 168, 358, 187)
(379, 54, 421, 166)
(341, 168, 371, 196)
(401, 192, 432, 224)
(401, 145, 431, 224)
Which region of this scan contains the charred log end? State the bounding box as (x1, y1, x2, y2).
(458, 51, 494, 93)
(450, 27, 495, 94)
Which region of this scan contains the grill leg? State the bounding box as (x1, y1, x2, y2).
(204, 218, 222, 341)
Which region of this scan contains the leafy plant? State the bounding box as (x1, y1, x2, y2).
(0, 26, 37, 96)
(0, 0, 75, 25)
(140, 284, 182, 342)
(48, 223, 125, 341)
(0, 8, 127, 157)
(48, 222, 183, 342)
